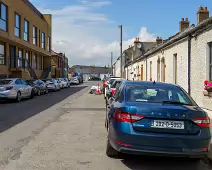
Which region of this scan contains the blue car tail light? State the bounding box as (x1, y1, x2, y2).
(193, 117, 210, 128)
(114, 109, 144, 123)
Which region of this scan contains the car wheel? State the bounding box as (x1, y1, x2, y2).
(16, 91, 21, 102)
(30, 90, 34, 99)
(45, 88, 48, 94)
(37, 89, 41, 96)
(106, 138, 120, 158)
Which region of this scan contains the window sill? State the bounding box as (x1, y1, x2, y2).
(15, 35, 21, 38)
(0, 28, 7, 32)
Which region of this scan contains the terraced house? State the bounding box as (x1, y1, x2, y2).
(118, 6, 212, 113)
(51, 51, 69, 78)
(0, 0, 52, 80)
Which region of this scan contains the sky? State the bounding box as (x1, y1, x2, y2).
(29, 0, 212, 67)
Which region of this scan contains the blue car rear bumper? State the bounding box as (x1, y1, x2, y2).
(110, 140, 208, 158)
(108, 123, 211, 158)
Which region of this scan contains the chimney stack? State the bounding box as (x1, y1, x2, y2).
(156, 37, 163, 46)
(197, 6, 210, 24)
(180, 18, 190, 32)
(134, 37, 140, 43)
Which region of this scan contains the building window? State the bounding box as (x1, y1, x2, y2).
(150, 61, 152, 80)
(173, 54, 177, 84)
(210, 43, 212, 80)
(18, 49, 23, 67)
(25, 51, 30, 67)
(48, 36, 51, 52)
(0, 42, 5, 65)
(0, 3, 8, 31)
(33, 26, 37, 45)
(40, 55, 42, 70)
(41, 32, 45, 49)
(24, 19, 29, 41)
(15, 13, 21, 37)
(34, 53, 37, 69)
(39, 30, 41, 47)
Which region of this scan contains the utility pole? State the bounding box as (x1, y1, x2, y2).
(111, 52, 113, 75)
(118, 25, 123, 78)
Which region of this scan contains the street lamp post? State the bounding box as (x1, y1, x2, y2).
(111, 52, 113, 75)
(118, 25, 123, 78)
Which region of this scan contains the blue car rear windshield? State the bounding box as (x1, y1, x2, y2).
(126, 85, 194, 105)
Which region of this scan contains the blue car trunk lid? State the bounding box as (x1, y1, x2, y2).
(125, 102, 208, 135)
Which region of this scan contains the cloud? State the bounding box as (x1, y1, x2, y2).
(35, 1, 156, 66)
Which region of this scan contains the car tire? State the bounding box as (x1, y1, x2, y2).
(106, 138, 120, 158)
(30, 90, 34, 99)
(190, 158, 201, 162)
(45, 88, 48, 94)
(16, 91, 21, 102)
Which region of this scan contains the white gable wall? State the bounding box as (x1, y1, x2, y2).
(114, 59, 121, 77)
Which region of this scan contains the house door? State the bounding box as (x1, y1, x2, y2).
(141, 65, 143, 81)
(9, 45, 16, 68)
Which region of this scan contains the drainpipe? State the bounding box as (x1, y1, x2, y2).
(188, 34, 191, 95)
(145, 56, 148, 81)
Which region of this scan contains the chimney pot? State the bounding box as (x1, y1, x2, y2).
(199, 6, 204, 11)
(156, 37, 163, 46)
(180, 18, 190, 32)
(198, 6, 210, 24)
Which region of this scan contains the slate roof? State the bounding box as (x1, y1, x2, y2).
(69, 65, 111, 74)
(143, 17, 212, 57)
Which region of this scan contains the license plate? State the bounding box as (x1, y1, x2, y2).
(151, 120, 184, 129)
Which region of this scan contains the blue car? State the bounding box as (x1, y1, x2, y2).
(105, 81, 211, 160)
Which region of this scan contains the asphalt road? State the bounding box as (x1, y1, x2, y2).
(1, 87, 212, 170)
(0, 85, 87, 133)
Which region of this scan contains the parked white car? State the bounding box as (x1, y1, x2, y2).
(59, 78, 68, 88)
(70, 77, 79, 85)
(104, 77, 122, 98)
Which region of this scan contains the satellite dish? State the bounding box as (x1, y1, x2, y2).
(137, 43, 142, 48)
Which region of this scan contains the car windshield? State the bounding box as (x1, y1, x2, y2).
(126, 85, 195, 105)
(0, 80, 13, 85)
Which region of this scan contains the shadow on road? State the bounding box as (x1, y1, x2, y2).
(120, 154, 209, 170)
(0, 86, 87, 133)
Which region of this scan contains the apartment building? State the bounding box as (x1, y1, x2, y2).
(0, 0, 52, 80)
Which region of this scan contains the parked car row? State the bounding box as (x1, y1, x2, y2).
(104, 78, 211, 161)
(0, 77, 71, 102)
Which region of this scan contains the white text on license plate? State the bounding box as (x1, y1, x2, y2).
(151, 120, 184, 129)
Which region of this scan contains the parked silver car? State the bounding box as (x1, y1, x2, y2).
(45, 79, 60, 91)
(0, 78, 34, 102)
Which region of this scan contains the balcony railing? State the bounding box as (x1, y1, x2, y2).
(9, 57, 37, 80)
